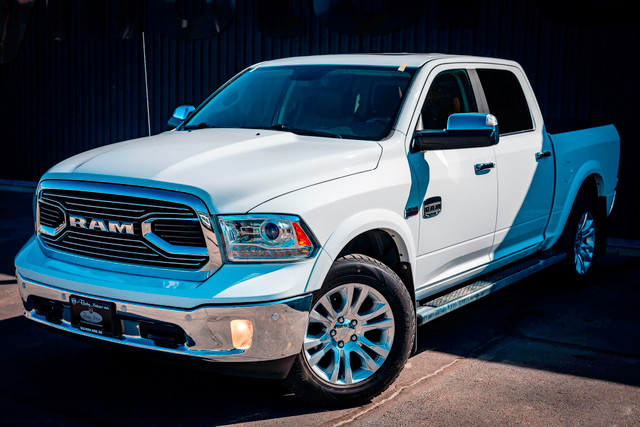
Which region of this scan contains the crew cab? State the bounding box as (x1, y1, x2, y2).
(15, 54, 620, 405)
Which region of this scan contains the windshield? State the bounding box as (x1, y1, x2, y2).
(182, 65, 417, 140)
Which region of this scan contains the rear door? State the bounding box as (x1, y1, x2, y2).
(475, 66, 555, 260)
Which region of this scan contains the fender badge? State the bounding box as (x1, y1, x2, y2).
(405, 206, 419, 218)
(423, 197, 442, 218)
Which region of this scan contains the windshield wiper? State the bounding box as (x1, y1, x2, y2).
(182, 122, 214, 131)
(267, 124, 342, 139)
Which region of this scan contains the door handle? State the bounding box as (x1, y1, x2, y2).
(536, 151, 551, 160)
(474, 162, 495, 173)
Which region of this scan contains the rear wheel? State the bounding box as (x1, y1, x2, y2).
(561, 195, 601, 281)
(286, 254, 415, 406)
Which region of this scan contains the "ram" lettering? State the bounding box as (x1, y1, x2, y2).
(69, 215, 135, 235)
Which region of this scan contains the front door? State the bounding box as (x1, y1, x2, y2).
(412, 68, 498, 289)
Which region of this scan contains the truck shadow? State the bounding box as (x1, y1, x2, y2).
(1, 254, 637, 425)
(0, 315, 323, 425)
(414, 253, 640, 388)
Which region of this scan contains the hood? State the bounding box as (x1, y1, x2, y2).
(44, 128, 382, 213)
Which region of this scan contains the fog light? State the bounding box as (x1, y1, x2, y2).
(230, 319, 253, 350)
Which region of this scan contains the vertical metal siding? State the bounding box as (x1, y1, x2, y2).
(1, 0, 638, 237)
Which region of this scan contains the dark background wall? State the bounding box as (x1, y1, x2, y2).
(1, 0, 638, 238)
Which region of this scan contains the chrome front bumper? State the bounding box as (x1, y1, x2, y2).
(18, 273, 312, 363)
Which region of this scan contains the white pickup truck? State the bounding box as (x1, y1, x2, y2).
(16, 54, 619, 405)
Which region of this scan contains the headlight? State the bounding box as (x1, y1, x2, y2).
(217, 215, 316, 262)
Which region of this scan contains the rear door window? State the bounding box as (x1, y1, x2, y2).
(477, 69, 533, 135)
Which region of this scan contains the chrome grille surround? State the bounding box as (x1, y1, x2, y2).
(36, 180, 222, 276)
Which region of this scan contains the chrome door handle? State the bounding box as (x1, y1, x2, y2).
(474, 162, 495, 173)
(536, 151, 551, 160)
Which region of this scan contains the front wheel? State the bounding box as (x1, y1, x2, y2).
(286, 254, 415, 406)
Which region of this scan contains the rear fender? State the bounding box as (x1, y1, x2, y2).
(543, 162, 606, 250)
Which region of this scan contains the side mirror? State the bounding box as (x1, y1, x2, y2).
(167, 105, 195, 129)
(410, 113, 499, 153)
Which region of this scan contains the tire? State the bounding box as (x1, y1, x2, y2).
(560, 195, 601, 281)
(285, 254, 415, 406)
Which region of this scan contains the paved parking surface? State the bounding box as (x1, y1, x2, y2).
(1, 189, 638, 426)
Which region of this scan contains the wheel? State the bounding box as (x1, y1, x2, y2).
(285, 254, 415, 406)
(561, 195, 601, 281)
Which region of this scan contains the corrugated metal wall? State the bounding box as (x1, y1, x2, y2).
(1, 0, 638, 238)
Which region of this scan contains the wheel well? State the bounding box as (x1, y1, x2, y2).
(338, 230, 415, 301)
(577, 174, 601, 199)
(577, 174, 607, 220)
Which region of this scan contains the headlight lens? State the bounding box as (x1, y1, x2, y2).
(218, 215, 316, 262)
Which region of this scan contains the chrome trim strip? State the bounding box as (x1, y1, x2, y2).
(608, 190, 616, 216)
(18, 274, 312, 362)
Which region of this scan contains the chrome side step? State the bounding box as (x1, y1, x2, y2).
(416, 251, 566, 326)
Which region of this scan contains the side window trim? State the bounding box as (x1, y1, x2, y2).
(468, 69, 490, 114)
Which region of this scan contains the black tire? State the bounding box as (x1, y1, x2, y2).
(285, 253, 415, 406)
(559, 195, 602, 282)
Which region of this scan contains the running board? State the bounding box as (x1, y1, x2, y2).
(416, 251, 566, 326)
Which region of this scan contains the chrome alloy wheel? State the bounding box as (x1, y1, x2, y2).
(303, 283, 395, 386)
(574, 211, 596, 275)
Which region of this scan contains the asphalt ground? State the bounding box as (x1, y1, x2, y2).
(1, 189, 639, 426)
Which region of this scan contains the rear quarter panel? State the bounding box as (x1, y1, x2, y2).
(544, 124, 620, 248)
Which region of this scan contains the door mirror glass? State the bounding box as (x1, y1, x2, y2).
(411, 113, 499, 153)
(167, 105, 195, 129)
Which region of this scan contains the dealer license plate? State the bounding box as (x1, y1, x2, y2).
(69, 295, 118, 336)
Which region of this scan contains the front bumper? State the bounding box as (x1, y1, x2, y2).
(18, 273, 312, 364)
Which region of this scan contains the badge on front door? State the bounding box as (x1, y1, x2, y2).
(423, 197, 442, 218)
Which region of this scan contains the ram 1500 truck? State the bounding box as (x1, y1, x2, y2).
(16, 54, 620, 405)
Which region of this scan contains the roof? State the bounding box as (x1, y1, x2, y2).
(253, 53, 519, 69)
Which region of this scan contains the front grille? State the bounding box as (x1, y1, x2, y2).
(152, 219, 206, 247)
(38, 187, 209, 270)
(44, 229, 207, 268)
(40, 189, 194, 222)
